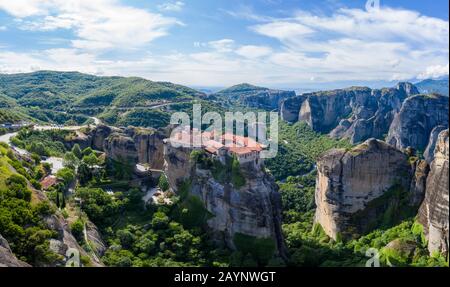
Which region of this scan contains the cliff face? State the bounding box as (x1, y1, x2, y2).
(212, 83, 295, 110)
(387, 94, 449, 151)
(43, 214, 103, 267)
(314, 139, 415, 240)
(241, 89, 295, 110)
(85, 125, 165, 168)
(163, 143, 286, 257)
(424, 125, 447, 163)
(281, 82, 419, 144)
(0, 234, 31, 267)
(418, 129, 449, 257)
(125, 128, 165, 169)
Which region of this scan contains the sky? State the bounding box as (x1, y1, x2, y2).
(0, 0, 448, 90)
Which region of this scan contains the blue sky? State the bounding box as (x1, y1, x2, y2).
(0, 0, 448, 90)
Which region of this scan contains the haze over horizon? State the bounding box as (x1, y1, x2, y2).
(0, 0, 449, 89)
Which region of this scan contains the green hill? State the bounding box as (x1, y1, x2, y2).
(0, 71, 206, 109)
(0, 71, 213, 128)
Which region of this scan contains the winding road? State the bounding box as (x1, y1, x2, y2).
(0, 117, 101, 175)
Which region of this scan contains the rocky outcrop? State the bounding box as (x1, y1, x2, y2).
(44, 214, 103, 267)
(0, 234, 31, 267)
(314, 139, 416, 240)
(281, 82, 419, 144)
(212, 83, 295, 110)
(85, 221, 107, 258)
(90, 125, 116, 150)
(418, 129, 449, 257)
(124, 128, 165, 169)
(408, 159, 430, 207)
(386, 94, 449, 151)
(424, 125, 447, 163)
(84, 125, 166, 169)
(104, 133, 139, 164)
(163, 143, 286, 258)
(280, 95, 308, 123)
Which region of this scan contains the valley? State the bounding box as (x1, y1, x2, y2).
(0, 71, 448, 267)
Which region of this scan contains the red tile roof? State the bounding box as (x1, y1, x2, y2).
(40, 176, 58, 190)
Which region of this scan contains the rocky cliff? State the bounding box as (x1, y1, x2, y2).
(0, 234, 30, 267)
(82, 125, 166, 169)
(424, 125, 447, 163)
(43, 213, 103, 267)
(212, 83, 295, 110)
(418, 129, 449, 257)
(281, 82, 420, 144)
(314, 139, 417, 240)
(387, 94, 449, 151)
(163, 143, 286, 258)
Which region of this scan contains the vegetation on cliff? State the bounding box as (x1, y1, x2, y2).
(0, 143, 61, 265)
(266, 121, 351, 180)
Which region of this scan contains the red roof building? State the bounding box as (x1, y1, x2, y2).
(40, 175, 58, 190)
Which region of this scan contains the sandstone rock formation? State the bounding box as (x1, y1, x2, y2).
(418, 129, 449, 257)
(212, 83, 295, 110)
(424, 125, 448, 163)
(104, 132, 140, 164)
(82, 125, 166, 169)
(0, 234, 30, 267)
(386, 94, 449, 151)
(44, 214, 103, 267)
(281, 82, 419, 144)
(314, 139, 415, 240)
(408, 159, 429, 207)
(163, 143, 286, 258)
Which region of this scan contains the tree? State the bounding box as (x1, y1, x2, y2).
(78, 162, 92, 185)
(56, 191, 60, 208)
(63, 151, 79, 170)
(82, 153, 99, 167)
(31, 153, 41, 164)
(151, 211, 169, 229)
(70, 219, 84, 242)
(61, 192, 66, 208)
(56, 167, 75, 186)
(71, 144, 83, 159)
(5, 174, 31, 201)
(158, 174, 170, 192)
(29, 142, 48, 157)
(42, 162, 52, 175)
(82, 147, 94, 157)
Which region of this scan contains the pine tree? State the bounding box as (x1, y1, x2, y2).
(56, 191, 60, 208)
(61, 193, 66, 209)
(71, 144, 83, 159)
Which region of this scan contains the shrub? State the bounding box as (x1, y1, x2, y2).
(70, 219, 85, 243)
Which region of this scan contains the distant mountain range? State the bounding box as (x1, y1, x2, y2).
(415, 78, 449, 96)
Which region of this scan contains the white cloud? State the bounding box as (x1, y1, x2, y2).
(207, 39, 235, 53)
(251, 22, 314, 41)
(418, 64, 449, 79)
(0, 0, 181, 50)
(157, 1, 185, 12)
(0, 3, 448, 87)
(249, 6, 449, 82)
(0, 0, 48, 18)
(235, 45, 272, 59)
